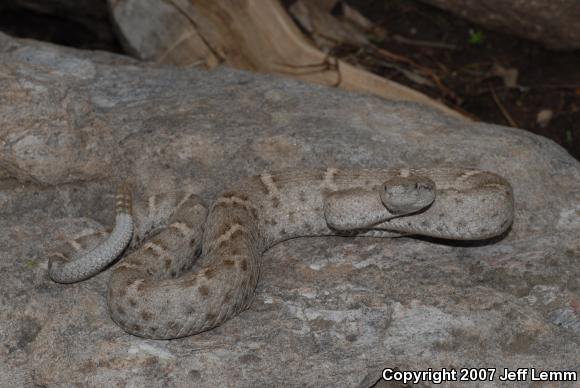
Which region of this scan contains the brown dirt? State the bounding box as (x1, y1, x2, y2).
(337, 0, 580, 160)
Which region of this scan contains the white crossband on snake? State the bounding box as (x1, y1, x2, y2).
(48, 168, 514, 339)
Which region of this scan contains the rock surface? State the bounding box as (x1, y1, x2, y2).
(0, 32, 579, 387)
(420, 0, 580, 51)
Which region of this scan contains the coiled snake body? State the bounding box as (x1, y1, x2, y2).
(48, 168, 514, 339)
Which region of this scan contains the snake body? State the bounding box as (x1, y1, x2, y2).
(48, 168, 514, 339)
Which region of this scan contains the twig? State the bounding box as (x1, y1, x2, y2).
(525, 83, 580, 90)
(474, 83, 580, 95)
(272, 52, 343, 87)
(489, 83, 518, 127)
(376, 60, 435, 87)
(373, 47, 459, 103)
(392, 34, 458, 50)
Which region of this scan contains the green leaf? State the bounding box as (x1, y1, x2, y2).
(565, 129, 573, 144)
(468, 29, 485, 45)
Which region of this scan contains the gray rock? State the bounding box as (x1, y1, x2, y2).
(0, 32, 579, 387)
(420, 0, 580, 51)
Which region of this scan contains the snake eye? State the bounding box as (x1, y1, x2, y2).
(381, 176, 436, 215)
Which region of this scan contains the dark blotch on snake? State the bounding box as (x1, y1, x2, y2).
(117, 286, 127, 297)
(230, 245, 241, 255)
(205, 312, 217, 324)
(255, 176, 270, 195)
(216, 223, 233, 238)
(141, 311, 152, 321)
(220, 192, 240, 199)
(236, 192, 250, 201)
(198, 285, 210, 296)
(150, 238, 168, 250)
(229, 227, 247, 241)
(204, 267, 217, 279)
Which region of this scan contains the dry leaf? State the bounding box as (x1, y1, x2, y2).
(492, 63, 519, 89)
(289, 0, 369, 49)
(340, 2, 374, 31)
(536, 109, 553, 128)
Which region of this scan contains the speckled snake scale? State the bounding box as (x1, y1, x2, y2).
(48, 168, 514, 339)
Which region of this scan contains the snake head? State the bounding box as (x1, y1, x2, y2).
(381, 175, 436, 215)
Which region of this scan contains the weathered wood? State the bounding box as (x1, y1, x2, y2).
(109, 0, 466, 120)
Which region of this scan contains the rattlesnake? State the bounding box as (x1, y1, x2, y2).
(48, 168, 514, 339)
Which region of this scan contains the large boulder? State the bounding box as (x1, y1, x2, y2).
(421, 0, 580, 51)
(0, 32, 579, 387)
